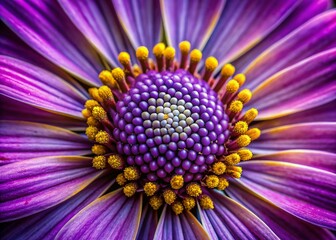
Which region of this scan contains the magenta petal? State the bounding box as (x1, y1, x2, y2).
(56, 189, 142, 239)
(240, 161, 336, 229)
(136, 205, 158, 240)
(198, 190, 278, 240)
(0, 156, 104, 222)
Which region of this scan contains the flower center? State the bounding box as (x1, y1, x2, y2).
(83, 41, 260, 214)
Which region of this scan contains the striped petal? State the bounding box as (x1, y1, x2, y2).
(154, 206, 210, 240)
(227, 181, 334, 240)
(239, 161, 336, 229)
(0, 121, 90, 164)
(0, 156, 104, 222)
(1, 175, 113, 240)
(136, 205, 158, 240)
(56, 189, 142, 239)
(198, 190, 278, 240)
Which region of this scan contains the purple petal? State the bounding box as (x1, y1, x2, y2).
(136, 205, 158, 240)
(0, 56, 87, 118)
(239, 161, 336, 229)
(0, 121, 91, 164)
(244, 10, 336, 90)
(1, 175, 114, 239)
(56, 189, 142, 239)
(247, 48, 336, 120)
(227, 181, 334, 240)
(0, 1, 104, 85)
(154, 206, 210, 240)
(250, 122, 336, 154)
(0, 156, 104, 222)
(198, 190, 278, 240)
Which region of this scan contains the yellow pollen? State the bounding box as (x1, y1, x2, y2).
(221, 63, 235, 77)
(82, 108, 91, 118)
(246, 128, 261, 141)
(182, 197, 196, 210)
(229, 100, 243, 114)
(85, 126, 98, 141)
(118, 52, 131, 65)
(163, 190, 176, 205)
(205, 56, 218, 71)
(179, 41, 191, 54)
(217, 178, 229, 190)
(92, 155, 106, 169)
(170, 175, 184, 190)
(232, 121, 248, 135)
(95, 130, 110, 144)
(199, 195, 214, 209)
(111, 68, 125, 82)
(225, 80, 240, 94)
(186, 183, 202, 197)
(153, 43, 165, 57)
(99, 70, 113, 84)
(233, 74, 246, 86)
(85, 99, 100, 111)
(87, 116, 100, 127)
(92, 106, 107, 120)
(237, 89, 252, 104)
(164, 46, 175, 60)
(190, 49, 202, 62)
(123, 166, 140, 181)
(242, 108, 258, 124)
(226, 166, 243, 178)
(108, 154, 124, 169)
(149, 195, 163, 210)
(136, 46, 149, 60)
(144, 182, 158, 196)
(212, 162, 226, 175)
(236, 135, 251, 147)
(172, 202, 184, 215)
(133, 65, 141, 77)
(88, 88, 103, 102)
(116, 173, 127, 186)
(91, 144, 107, 155)
(237, 149, 253, 161)
(123, 182, 137, 197)
(205, 175, 219, 188)
(98, 86, 113, 100)
(223, 153, 241, 165)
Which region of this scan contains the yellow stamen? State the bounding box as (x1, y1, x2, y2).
(232, 121, 248, 135)
(237, 89, 252, 104)
(88, 88, 103, 102)
(92, 156, 106, 169)
(225, 80, 240, 94)
(82, 108, 91, 118)
(179, 41, 191, 54)
(242, 108, 258, 124)
(85, 99, 100, 111)
(133, 65, 141, 77)
(87, 116, 100, 127)
(123, 166, 140, 181)
(170, 175, 184, 190)
(226, 166, 243, 178)
(233, 74, 246, 86)
(91, 144, 107, 155)
(212, 161, 226, 175)
(186, 183, 202, 197)
(205, 56, 218, 72)
(172, 201, 184, 215)
(229, 100, 243, 114)
(144, 182, 158, 196)
(85, 126, 98, 141)
(246, 128, 261, 141)
(223, 153, 241, 165)
(199, 195, 214, 209)
(205, 175, 219, 188)
(116, 173, 127, 186)
(164, 46, 175, 69)
(190, 49, 202, 62)
(149, 195, 163, 210)
(221, 63, 235, 78)
(236, 135, 251, 147)
(237, 149, 253, 161)
(98, 70, 118, 89)
(98, 86, 113, 100)
(217, 178, 229, 190)
(111, 68, 125, 82)
(136, 46, 149, 60)
(182, 197, 196, 210)
(163, 190, 176, 205)
(108, 154, 124, 169)
(153, 43, 165, 57)
(123, 182, 137, 197)
(92, 106, 107, 121)
(95, 130, 110, 144)
(118, 52, 131, 65)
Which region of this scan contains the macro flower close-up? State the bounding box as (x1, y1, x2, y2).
(0, 0, 336, 239)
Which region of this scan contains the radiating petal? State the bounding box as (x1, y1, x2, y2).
(203, 0, 298, 69)
(0, 1, 104, 86)
(0, 156, 104, 222)
(60, 0, 135, 67)
(244, 10, 336, 90)
(0, 175, 114, 240)
(198, 190, 278, 240)
(136, 205, 158, 240)
(250, 122, 336, 154)
(56, 189, 142, 239)
(247, 48, 336, 120)
(0, 121, 90, 164)
(112, 0, 161, 51)
(239, 161, 336, 229)
(227, 181, 334, 240)
(0, 56, 87, 118)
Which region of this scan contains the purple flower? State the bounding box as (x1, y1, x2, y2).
(0, 0, 335, 239)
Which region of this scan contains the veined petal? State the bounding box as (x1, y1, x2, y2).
(136, 205, 158, 240)
(250, 122, 336, 154)
(244, 10, 336, 90)
(0, 1, 104, 86)
(0, 175, 114, 240)
(0, 156, 104, 222)
(56, 189, 142, 239)
(0, 121, 90, 164)
(239, 161, 336, 229)
(227, 181, 334, 240)
(154, 206, 210, 240)
(198, 190, 278, 240)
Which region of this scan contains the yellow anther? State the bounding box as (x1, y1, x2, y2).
(118, 52, 131, 65)
(226, 166, 243, 178)
(179, 41, 191, 54)
(85, 99, 100, 111)
(172, 202, 184, 215)
(95, 130, 110, 144)
(170, 175, 184, 190)
(144, 182, 158, 196)
(82, 108, 91, 118)
(123, 182, 137, 197)
(229, 100, 243, 114)
(223, 153, 241, 165)
(111, 68, 125, 82)
(91, 144, 107, 155)
(205, 175, 219, 188)
(232, 121, 248, 135)
(98, 86, 113, 100)
(108, 154, 124, 169)
(116, 173, 127, 186)
(92, 156, 106, 169)
(205, 56, 218, 71)
(133, 65, 141, 77)
(182, 197, 196, 210)
(237, 89, 252, 104)
(246, 128, 261, 141)
(242, 108, 258, 124)
(88, 88, 103, 102)
(164, 46, 175, 60)
(123, 166, 140, 181)
(92, 106, 107, 121)
(199, 195, 214, 209)
(221, 63, 235, 77)
(153, 43, 165, 57)
(234, 74, 246, 86)
(99, 70, 113, 84)
(136, 46, 149, 60)
(190, 49, 202, 62)
(236, 135, 251, 147)
(212, 162, 226, 175)
(186, 183, 202, 197)
(217, 178, 229, 190)
(237, 149, 253, 161)
(163, 189, 176, 205)
(225, 80, 240, 94)
(85, 126, 98, 141)
(87, 116, 100, 127)
(149, 195, 163, 210)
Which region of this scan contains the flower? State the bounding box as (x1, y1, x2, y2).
(0, 0, 335, 239)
